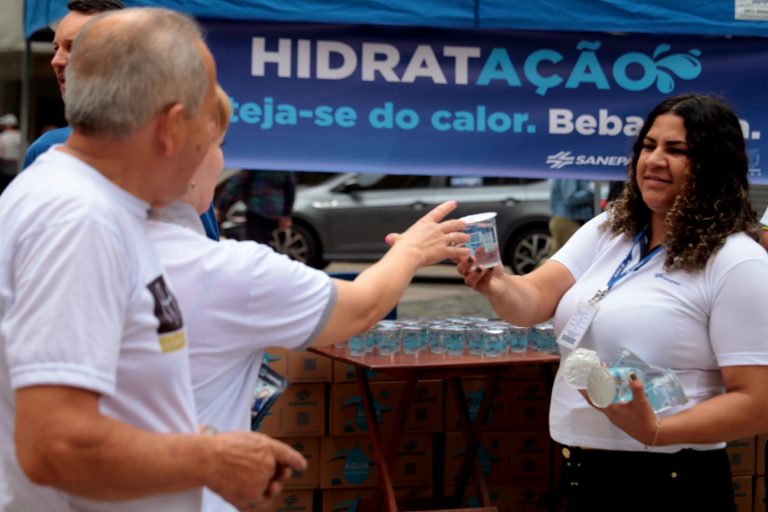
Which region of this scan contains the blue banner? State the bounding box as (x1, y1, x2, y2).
(206, 21, 768, 183)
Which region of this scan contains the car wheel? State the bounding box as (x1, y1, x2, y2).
(504, 226, 551, 275)
(269, 223, 328, 269)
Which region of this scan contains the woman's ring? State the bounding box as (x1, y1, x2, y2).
(448, 233, 455, 246)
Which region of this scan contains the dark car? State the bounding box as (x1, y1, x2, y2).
(219, 172, 551, 275)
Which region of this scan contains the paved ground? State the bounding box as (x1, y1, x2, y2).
(326, 262, 500, 320)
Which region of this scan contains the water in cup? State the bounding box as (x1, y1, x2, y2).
(373, 322, 401, 356)
(482, 326, 507, 357)
(442, 324, 467, 355)
(507, 324, 529, 353)
(461, 212, 501, 268)
(348, 333, 367, 356)
(401, 324, 426, 354)
(427, 322, 447, 354)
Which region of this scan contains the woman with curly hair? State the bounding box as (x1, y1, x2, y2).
(457, 93, 768, 510)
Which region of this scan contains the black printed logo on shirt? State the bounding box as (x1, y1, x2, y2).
(147, 275, 184, 334)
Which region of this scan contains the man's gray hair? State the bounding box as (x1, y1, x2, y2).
(64, 8, 208, 138)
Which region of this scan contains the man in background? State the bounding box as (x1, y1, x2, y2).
(547, 178, 594, 256)
(0, 113, 21, 192)
(22, 0, 222, 240)
(216, 169, 296, 247)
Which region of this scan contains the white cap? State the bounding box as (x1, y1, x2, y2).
(0, 114, 18, 127)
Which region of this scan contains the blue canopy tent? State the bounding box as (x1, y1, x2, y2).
(22, 1, 768, 182)
(22, 1, 768, 38)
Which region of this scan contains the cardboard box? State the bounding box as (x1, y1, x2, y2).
(732, 475, 752, 512)
(444, 378, 510, 432)
(388, 435, 433, 487)
(288, 350, 332, 382)
(444, 432, 511, 485)
(330, 381, 442, 436)
(263, 347, 289, 375)
(755, 476, 765, 512)
(757, 433, 767, 476)
(445, 431, 550, 484)
(320, 437, 377, 489)
(257, 383, 326, 437)
(320, 488, 377, 512)
(332, 361, 389, 383)
(507, 378, 550, 431)
(449, 483, 549, 512)
(271, 490, 313, 512)
(280, 437, 321, 489)
(320, 435, 432, 488)
(728, 437, 757, 476)
(508, 431, 551, 480)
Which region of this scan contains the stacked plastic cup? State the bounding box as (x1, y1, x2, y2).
(467, 322, 492, 355)
(427, 322, 447, 354)
(442, 324, 467, 356)
(482, 326, 507, 357)
(507, 324, 529, 353)
(530, 322, 557, 353)
(401, 323, 426, 354)
(373, 322, 402, 355)
(347, 332, 368, 356)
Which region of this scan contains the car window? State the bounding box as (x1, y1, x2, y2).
(357, 174, 433, 191)
(446, 176, 545, 188)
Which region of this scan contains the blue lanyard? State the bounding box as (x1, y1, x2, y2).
(590, 227, 662, 304)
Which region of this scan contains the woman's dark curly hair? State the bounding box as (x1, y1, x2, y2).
(604, 93, 758, 271)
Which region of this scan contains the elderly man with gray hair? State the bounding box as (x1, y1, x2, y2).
(0, 8, 305, 512)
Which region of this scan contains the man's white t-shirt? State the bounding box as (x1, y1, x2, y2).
(148, 202, 336, 512)
(550, 212, 768, 452)
(0, 149, 201, 511)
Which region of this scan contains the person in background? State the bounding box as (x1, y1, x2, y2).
(456, 93, 768, 510)
(0, 9, 305, 511)
(22, 0, 221, 241)
(215, 169, 296, 247)
(0, 113, 21, 192)
(547, 178, 593, 256)
(149, 85, 470, 512)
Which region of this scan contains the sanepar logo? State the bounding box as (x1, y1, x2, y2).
(546, 151, 629, 170)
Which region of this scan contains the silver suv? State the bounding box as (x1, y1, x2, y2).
(220, 172, 551, 275)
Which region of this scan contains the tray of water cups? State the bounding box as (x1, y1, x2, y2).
(339, 316, 560, 358)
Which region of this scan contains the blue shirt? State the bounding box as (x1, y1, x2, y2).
(549, 179, 594, 222)
(23, 126, 220, 240)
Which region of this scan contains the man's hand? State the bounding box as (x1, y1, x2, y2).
(206, 431, 307, 510)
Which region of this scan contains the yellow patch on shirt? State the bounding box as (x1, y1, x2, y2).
(159, 330, 187, 353)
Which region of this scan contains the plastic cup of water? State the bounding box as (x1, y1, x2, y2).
(348, 333, 367, 356)
(401, 324, 425, 354)
(461, 212, 501, 269)
(427, 323, 447, 354)
(467, 323, 491, 355)
(482, 326, 507, 357)
(373, 323, 402, 356)
(507, 325, 529, 353)
(530, 322, 557, 353)
(442, 324, 467, 355)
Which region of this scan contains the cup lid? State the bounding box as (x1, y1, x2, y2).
(586, 366, 617, 408)
(563, 348, 602, 390)
(460, 212, 497, 224)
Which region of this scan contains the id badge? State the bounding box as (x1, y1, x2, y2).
(557, 299, 599, 349)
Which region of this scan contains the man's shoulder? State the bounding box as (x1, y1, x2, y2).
(23, 127, 72, 169)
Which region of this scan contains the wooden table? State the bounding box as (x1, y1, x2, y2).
(310, 346, 560, 512)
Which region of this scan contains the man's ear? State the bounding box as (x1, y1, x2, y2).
(155, 103, 187, 156)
